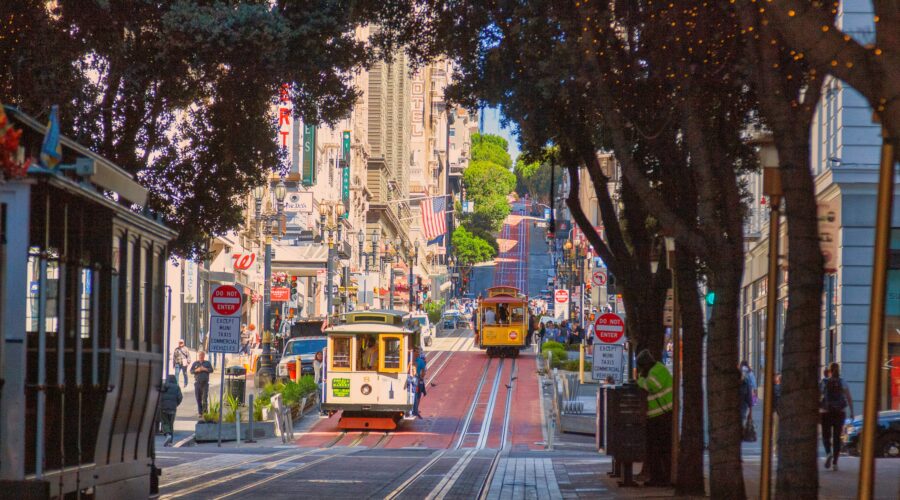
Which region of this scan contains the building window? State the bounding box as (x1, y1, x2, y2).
(883, 229, 900, 409)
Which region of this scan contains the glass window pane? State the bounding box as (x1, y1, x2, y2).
(357, 334, 378, 371)
(80, 268, 92, 339)
(332, 337, 351, 369)
(382, 337, 400, 370)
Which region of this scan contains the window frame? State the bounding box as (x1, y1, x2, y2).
(378, 334, 404, 373)
(329, 335, 353, 372)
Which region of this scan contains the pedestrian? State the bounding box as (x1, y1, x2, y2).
(190, 351, 214, 419)
(636, 349, 673, 487)
(821, 362, 854, 471)
(159, 374, 182, 446)
(405, 352, 421, 419)
(414, 348, 428, 417)
(538, 322, 547, 352)
(172, 340, 191, 388)
(313, 351, 324, 413)
(740, 360, 758, 405)
(819, 366, 831, 455)
(773, 372, 782, 415)
(574, 324, 585, 344)
(239, 323, 251, 355)
(740, 365, 756, 443)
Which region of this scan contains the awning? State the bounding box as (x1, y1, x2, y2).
(272, 242, 328, 276)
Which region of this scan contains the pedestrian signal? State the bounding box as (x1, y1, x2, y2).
(705, 291, 716, 305)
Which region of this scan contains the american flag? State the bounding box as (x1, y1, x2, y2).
(422, 195, 447, 241)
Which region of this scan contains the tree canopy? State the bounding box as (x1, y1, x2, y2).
(451, 225, 496, 265)
(0, 0, 419, 258)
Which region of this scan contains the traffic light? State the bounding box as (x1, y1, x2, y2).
(705, 290, 716, 305)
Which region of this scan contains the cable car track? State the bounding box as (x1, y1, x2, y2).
(454, 358, 496, 450)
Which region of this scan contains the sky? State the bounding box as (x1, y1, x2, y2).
(479, 106, 520, 164)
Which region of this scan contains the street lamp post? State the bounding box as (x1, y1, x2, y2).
(388, 237, 400, 309)
(755, 133, 781, 500)
(665, 235, 680, 487)
(409, 240, 419, 312)
(254, 178, 287, 387)
(318, 201, 345, 320)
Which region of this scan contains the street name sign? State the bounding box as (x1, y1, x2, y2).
(592, 343, 625, 384)
(594, 313, 625, 344)
(208, 284, 242, 354)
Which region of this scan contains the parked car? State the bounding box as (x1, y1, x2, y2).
(409, 313, 435, 347)
(843, 410, 900, 458)
(276, 336, 326, 381)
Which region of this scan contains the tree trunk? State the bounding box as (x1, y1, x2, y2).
(676, 248, 706, 495)
(706, 259, 746, 498)
(774, 134, 823, 499)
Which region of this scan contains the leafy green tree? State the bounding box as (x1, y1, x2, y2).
(0, 0, 419, 258)
(451, 226, 495, 265)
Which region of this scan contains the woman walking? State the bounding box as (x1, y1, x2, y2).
(821, 362, 854, 471)
(159, 374, 183, 446)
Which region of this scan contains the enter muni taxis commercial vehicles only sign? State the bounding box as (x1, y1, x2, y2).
(208, 284, 242, 354)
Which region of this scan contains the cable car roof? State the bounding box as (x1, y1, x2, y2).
(325, 323, 411, 334)
(480, 296, 528, 305)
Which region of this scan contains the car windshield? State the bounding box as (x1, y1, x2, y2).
(284, 339, 326, 357)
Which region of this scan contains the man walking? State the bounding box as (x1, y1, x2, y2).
(822, 362, 853, 471)
(636, 349, 674, 487)
(239, 323, 252, 355)
(190, 351, 214, 418)
(172, 340, 191, 387)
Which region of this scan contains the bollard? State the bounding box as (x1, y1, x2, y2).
(295, 358, 301, 382)
(236, 409, 241, 447)
(246, 394, 256, 443)
(579, 343, 585, 384)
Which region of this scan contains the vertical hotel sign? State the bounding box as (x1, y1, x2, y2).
(342, 131, 351, 217)
(302, 124, 316, 186)
(276, 84, 295, 173)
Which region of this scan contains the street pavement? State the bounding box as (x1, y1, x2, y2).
(154, 214, 900, 498)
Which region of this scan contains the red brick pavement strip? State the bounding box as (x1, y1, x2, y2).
(386, 351, 490, 449)
(509, 352, 546, 451)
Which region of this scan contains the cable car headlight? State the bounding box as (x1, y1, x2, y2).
(361, 384, 372, 395)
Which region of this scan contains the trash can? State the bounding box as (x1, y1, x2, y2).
(225, 365, 247, 406)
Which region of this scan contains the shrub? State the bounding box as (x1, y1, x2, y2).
(253, 395, 268, 422)
(297, 375, 317, 398)
(202, 400, 220, 423)
(224, 394, 241, 423)
(280, 380, 303, 406)
(542, 341, 566, 351)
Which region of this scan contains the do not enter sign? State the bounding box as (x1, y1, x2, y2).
(211, 284, 242, 316)
(594, 313, 625, 344)
(555, 289, 569, 303)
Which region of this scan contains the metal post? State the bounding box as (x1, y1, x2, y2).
(246, 394, 256, 443)
(670, 248, 681, 487)
(165, 286, 172, 378)
(216, 353, 226, 446)
(409, 259, 414, 312)
(257, 238, 275, 384)
(326, 245, 334, 317)
(858, 126, 896, 500)
(389, 262, 396, 310)
(760, 177, 782, 500)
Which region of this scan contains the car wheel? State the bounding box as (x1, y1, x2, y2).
(878, 432, 900, 458)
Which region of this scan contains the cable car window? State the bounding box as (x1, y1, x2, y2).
(357, 334, 379, 371)
(379, 334, 402, 372)
(511, 307, 524, 324)
(331, 336, 351, 370)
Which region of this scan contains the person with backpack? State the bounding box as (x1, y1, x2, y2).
(159, 374, 183, 446)
(821, 362, 854, 471)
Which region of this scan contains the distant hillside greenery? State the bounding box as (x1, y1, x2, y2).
(454, 132, 516, 265)
(513, 146, 561, 204)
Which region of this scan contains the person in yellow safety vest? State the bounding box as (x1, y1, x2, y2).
(636, 349, 674, 487)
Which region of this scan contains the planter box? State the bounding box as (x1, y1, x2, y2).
(194, 420, 276, 442)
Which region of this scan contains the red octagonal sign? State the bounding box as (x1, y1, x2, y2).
(554, 289, 569, 303)
(594, 313, 625, 344)
(211, 284, 242, 316)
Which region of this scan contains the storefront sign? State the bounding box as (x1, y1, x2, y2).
(271, 287, 290, 302)
(184, 260, 198, 303)
(302, 124, 316, 186)
(284, 191, 313, 213)
(232, 253, 256, 271)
